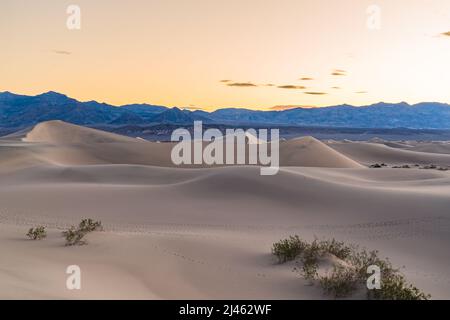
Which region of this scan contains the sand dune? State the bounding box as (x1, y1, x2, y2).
(329, 141, 450, 166)
(23, 120, 141, 144)
(390, 142, 450, 155)
(6, 121, 366, 168)
(1, 121, 450, 299)
(280, 137, 363, 168)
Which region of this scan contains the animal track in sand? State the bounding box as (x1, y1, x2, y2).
(149, 244, 269, 279)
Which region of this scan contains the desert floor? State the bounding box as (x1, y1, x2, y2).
(1, 121, 450, 299)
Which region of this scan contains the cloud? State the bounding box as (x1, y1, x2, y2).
(305, 92, 327, 95)
(53, 50, 72, 55)
(277, 85, 306, 90)
(442, 31, 450, 37)
(264, 84, 275, 87)
(331, 86, 341, 89)
(220, 80, 231, 83)
(226, 82, 258, 87)
(331, 69, 347, 76)
(355, 91, 368, 94)
(270, 105, 315, 111)
(299, 77, 314, 81)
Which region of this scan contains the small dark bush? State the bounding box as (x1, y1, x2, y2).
(318, 238, 352, 260)
(300, 254, 319, 281)
(62, 219, 103, 246)
(26, 226, 47, 240)
(393, 164, 411, 169)
(62, 227, 87, 246)
(369, 273, 431, 300)
(78, 219, 103, 232)
(272, 235, 307, 263)
(320, 265, 360, 298)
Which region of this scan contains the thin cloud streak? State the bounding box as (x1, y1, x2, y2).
(331, 69, 347, 76)
(53, 50, 72, 55)
(277, 85, 306, 90)
(305, 92, 327, 95)
(226, 82, 258, 87)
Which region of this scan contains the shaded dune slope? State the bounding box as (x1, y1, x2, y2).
(329, 141, 450, 166)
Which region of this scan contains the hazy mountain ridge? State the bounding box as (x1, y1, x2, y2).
(1, 91, 450, 129)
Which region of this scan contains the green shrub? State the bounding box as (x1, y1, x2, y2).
(62, 226, 87, 246)
(320, 265, 360, 298)
(318, 239, 352, 260)
(26, 226, 47, 240)
(272, 235, 307, 263)
(272, 236, 430, 300)
(78, 219, 103, 232)
(349, 249, 395, 280)
(301, 254, 319, 281)
(369, 273, 431, 300)
(62, 219, 103, 246)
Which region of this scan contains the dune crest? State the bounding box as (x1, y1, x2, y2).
(279, 136, 363, 168)
(23, 120, 141, 144)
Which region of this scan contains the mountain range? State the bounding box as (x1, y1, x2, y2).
(1, 91, 450, 129)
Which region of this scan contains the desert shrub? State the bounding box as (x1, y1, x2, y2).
(26, 226, 47, 240)
(62, 227, 87, 246)
(369, 273, 431, 300)
(272, 235, 307, 263)
(318, 239, 352, 260)
(393, 164, 411, 169)
(320, 265, 360, 298)
(370, 164, 382, 168)
(349, 249, 395, 280)
(62, 219, 103, 246)
(78, 218, 103, 232)
(272, 236, 430, 300)
(300, 253, 319, 281)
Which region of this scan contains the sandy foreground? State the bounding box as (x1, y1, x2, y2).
(1, 121, 450, 299)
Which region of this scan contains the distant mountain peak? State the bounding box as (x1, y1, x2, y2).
(38, 91, 68, 98)
(35, 91, 74, 104)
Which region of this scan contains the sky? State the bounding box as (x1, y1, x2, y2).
(1, 0, 449, 111)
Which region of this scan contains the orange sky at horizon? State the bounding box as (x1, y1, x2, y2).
(1, 0, 450, 111)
